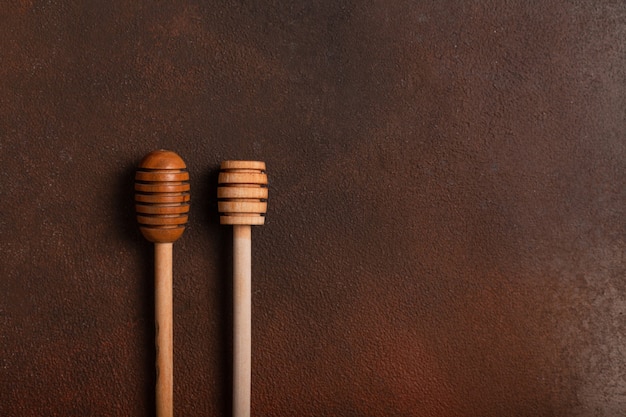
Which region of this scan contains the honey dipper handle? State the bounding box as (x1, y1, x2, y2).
(155, 242, 174, 417)
(233, 225, 252, 417)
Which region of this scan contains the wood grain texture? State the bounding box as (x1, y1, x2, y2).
(218, 160, 268, 226)
(155, 243, 174, 417)
(232, 225, 252, 417)
(135, 150, 190, 243)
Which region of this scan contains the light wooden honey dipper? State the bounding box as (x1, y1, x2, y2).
(218, 160, 268, 417)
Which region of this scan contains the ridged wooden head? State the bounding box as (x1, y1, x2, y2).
(135, 150, 190, 243)
(217, 160, 268, 225)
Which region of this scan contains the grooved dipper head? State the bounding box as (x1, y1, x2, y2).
(135, 150, 190, 243)
(217, 160, 268, 225)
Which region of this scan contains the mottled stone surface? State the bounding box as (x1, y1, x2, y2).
(1, 1, 624, 416)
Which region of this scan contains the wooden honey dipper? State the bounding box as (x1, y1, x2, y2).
(217, 160, 268, 417)
(135, 150, 190, 417)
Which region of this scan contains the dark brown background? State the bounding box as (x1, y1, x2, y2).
(1, 1, 625, 416)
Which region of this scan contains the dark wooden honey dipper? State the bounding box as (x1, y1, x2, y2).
(135, 150, 190, 417)
(217, 160, 268, 417)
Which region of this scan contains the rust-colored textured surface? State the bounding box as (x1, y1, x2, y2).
(1, 1, 625, 416)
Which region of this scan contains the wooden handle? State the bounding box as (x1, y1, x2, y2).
(233, 225, 252, 417)
(155, 242, 174, 417)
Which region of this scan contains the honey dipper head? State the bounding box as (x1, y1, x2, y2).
(217, 160, 268, 225)
(135, 150, 190, 243)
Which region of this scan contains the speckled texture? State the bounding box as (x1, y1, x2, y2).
(1, 1, 625, 416)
